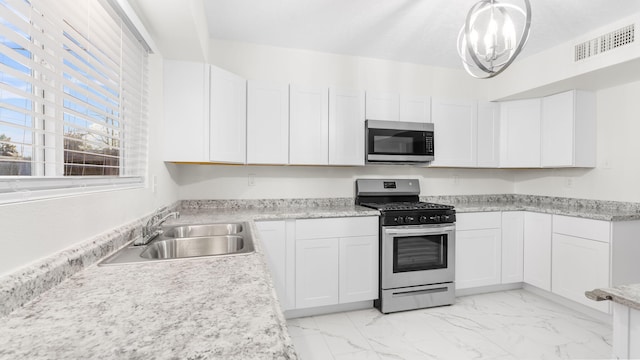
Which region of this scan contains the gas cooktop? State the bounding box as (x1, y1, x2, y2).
(359, 201, 454, 212)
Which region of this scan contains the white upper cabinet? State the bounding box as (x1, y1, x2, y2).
(365, 91, 399, 121)
(247, 81, 289, 164)
(210, 65, 247, 164)
(400, 95, 431, 123)
(163, 60, 210, 162)
(366, 91, 430, 123)
(477, 102, 501, 168)
(541, 90, 596, 168)
(329, 88, 365, 166)
(289, 85, 329, 165)
(431, 97, 478, 167)
(499, 98, 542, 168)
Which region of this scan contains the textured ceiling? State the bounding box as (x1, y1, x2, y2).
(203, 0, 640, 68)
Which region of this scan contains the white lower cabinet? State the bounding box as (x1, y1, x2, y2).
(295, 217, 378, 309)
(339, 235, 378, 303)
(523, 212, 552, 291)
(501, 211, 524, 284)
(455, 212, 502, 290)
(296, 237, 340, 308)
(552, 233, 610, 313)
(551, 215, 611, 312)
(257, 216, 378, 312)
(255, 220, 295, 310)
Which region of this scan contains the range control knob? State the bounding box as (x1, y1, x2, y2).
(395, 216, 404, 224)
(405, 216, 415, 223)
(429, 215, 441, 222)
(441, 215, 450, 222)
(419, 216, 428, 223)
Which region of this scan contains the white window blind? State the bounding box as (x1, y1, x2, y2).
(0, 0, 148, 202)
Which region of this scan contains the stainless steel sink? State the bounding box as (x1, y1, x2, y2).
(99, 222, 254, 265)
(163, 223, 243, 238)
(140, 235, 250, 259)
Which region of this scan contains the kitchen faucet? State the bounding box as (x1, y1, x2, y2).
(134, 207, 180, 246)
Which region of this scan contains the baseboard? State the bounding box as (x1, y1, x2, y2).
(523, 284, 613, 325)
(284, 300, 374, 319)
(455, 282, 523, 297)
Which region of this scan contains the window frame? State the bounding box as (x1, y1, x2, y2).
(0, 0, 152, 204)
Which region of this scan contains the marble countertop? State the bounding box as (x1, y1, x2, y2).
(586, 284, 640, 311)
(0, 204, 377, 360)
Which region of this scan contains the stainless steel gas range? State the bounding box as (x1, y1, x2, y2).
(356, 179, 456, 313)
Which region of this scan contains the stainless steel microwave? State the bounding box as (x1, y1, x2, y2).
(365, 120, 434, 164)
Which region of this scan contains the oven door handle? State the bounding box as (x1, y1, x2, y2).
(383, 225, 455, 236)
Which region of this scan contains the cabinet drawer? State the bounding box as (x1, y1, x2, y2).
(296, 216, 378, 240)
(553, 215, 610, 243)
(456, 212, 501, 231)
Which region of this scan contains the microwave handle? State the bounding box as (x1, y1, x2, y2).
(383, 225, 455, 236)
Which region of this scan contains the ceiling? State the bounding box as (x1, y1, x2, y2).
(129, 0, 640, 69)
(200, 0, 640, 68)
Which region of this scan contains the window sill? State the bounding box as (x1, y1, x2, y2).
(0, 177, 145, 205)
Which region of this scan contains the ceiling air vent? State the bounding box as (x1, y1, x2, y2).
(575, 24, 635, 61)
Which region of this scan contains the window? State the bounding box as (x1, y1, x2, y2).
(0, 0, 148, 202)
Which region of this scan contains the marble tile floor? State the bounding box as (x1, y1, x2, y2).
(287, 289, 613, 360)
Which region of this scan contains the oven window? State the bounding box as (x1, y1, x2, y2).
(393, 234, 447, 272)
(369, 128, 427, 155)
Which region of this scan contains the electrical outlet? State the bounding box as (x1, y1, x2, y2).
(565, 177, 573, 188)
(152, 175, 158, 193)
(248, 174, 256, 186)
(453, 175, 460, 185)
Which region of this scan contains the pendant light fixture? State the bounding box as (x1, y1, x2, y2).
(457, 0, 531, 79)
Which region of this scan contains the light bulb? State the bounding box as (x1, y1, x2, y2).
(502, 15, 516, 51)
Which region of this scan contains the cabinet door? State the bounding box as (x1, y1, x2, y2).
(431, 98, 478, 167)
(552, 234, 610, 312)
(247, 81, 289, 164)
(400, 95, 431, 123)
(339, 235, 378, 303)
(255, 221, 290, 310)
(289, 85, 329, 165)
(541, 91, 574, 167)
(455, 228, 502, 289)
(329, 88, 365, 165)
(295, 238, 339, 308)
(499, 98, 541, 167)
(501, 212, 524, 284)
(541, 90, 596, 168)
(210, 66, 246, 163)
(365, 91, 399, 121)
(477, 101, 500, 167)
(163, 60, 209, 162)
(523, 212, 552, 291)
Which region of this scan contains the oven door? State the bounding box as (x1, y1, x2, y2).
(381, 224, 455, 289)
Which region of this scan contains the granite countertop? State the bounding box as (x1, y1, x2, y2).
(423, 195, 640, 221)
(586, 284, 640, 311)
(0, 204, 378, 360)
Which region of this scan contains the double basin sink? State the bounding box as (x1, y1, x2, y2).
(100, 222, 254, 265)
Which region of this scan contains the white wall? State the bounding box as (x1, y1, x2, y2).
(177, 165, 515, 200)
(514, 80, 640, 202)
(209, 39, 488, 100)
(0, 54, 179, 276)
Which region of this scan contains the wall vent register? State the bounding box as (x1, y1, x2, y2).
(575, 24, 635, 61)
